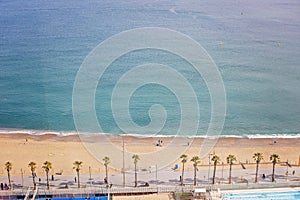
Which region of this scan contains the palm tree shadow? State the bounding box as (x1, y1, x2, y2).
(92, 181, 104, 185)
(197, 179, 208, 184)
(275, 175, 288, 180)
(59, 181, 75, 186)
(13, 184, 23, 189)
(168, 179, 180, 183)
(184, 178, 193, 183)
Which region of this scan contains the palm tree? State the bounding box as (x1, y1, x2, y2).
(4, 162, 12, 190)
(191, 156, 200, 186)
(132, 154, 140, 187)
(103, 156, 110, 186)
(270, 154, 280, 182)
(28, 162, 37, 189)
(253, 152, 263, 183)
(73, 161, 83, 188)
(42, 161, 52, 190)
(211, 155, 220, 184)
(180, 154, 188, 186)
(226, 154, 237, 184)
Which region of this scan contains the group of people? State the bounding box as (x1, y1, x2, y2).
(156, 139, 163, 147)
(0, 183, 10, 190)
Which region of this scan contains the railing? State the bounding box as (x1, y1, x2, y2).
(0, 181, 299, 199)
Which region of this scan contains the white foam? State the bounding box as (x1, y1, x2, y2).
(0, 128, 299, 139)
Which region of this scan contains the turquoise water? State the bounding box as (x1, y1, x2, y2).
(223, 190, 300, 200)
(0, 0, 300, 136)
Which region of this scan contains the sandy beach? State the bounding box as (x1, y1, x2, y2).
(0, 132, 299, 200)
(0, 133, 299, 178)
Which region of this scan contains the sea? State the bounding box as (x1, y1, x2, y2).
(0, 0, 300, 138)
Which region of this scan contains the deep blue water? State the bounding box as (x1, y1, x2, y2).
(0, 0, 300, 136)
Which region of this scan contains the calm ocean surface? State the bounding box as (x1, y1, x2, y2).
(0, 0, 299, 136)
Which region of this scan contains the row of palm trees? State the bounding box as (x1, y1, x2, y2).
(179, 153, 280, 185)
(1, 152, 281, 190)
(3, 154, 141, 190)
(3, 161, 52, 190)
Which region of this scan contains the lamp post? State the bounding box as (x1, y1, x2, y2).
(221, 162, 224, 184)
(89, 166, 92, 188)
(89, 166, 92, 180)
(122, 138, 125, 187)
(156, 164, 158, 193)
(21, 168, 24, 188)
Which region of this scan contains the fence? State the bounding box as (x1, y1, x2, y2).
(0, 181, 299, 199)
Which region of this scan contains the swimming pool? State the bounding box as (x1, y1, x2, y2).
(223, 190, 300, 200)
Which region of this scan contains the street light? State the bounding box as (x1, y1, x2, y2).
(21, 168, 24, 188)
(122, 138, 125, 187)
(89, 166, 92, 180)
(221, 162, 224, 184)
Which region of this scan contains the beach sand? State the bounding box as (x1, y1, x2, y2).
(0, 133, 299, 178)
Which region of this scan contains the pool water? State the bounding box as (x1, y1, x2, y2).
(223, 190, 300, 200)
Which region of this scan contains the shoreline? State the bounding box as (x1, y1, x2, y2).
(1, 127, 300, 139)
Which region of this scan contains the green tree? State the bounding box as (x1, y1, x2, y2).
(211, 155, 220, 184)
(28, 162, 37, 189)
(191, 156, 200, 186)
(132, 154, 140, 187)
(270, 154, 280, 182)
(180, 154, 188, 186)
(4, 162, 12, 190)
(73, 161, 83, 188)
(42, 161, 52, 190)
(103, 156, 110, 186)
(253, 152, 264, 183)
(226, 154, 237, 184)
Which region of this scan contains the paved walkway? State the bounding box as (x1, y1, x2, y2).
(0, 165, 299, 195)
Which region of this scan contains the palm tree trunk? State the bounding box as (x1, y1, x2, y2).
(77, 170, 80, 188)
(272, 162, 275, 182)
(255, 161, 259, 183)
(134, 163, 137, 187)
(193, 166, 197, 186)
(7, 170, 11, 189)
(181, 163, 185, 186)
(229, 163, 232, 184)
(212, 163, 217, 184)
(46, 172, 49, 190)
(105, 165, 108, 185)
(32, 171, 36, 190)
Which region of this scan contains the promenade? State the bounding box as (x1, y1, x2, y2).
(1, 164, 299, 199)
